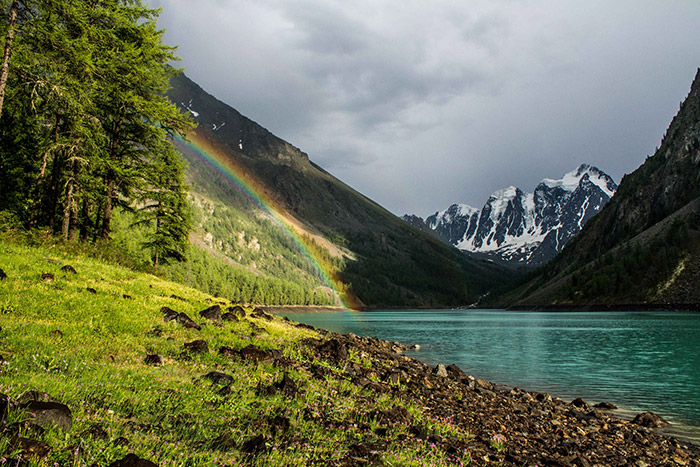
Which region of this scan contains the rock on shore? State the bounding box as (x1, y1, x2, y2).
(297, 324, 700, 466)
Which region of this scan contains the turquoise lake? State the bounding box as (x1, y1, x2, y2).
(281, 310, 700, 444)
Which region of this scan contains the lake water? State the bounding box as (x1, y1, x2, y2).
(281, 309, 700, 444)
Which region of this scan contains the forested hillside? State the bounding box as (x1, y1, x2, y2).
(167, 73, 512, 308)
(0, 0, 337, 307)
(0, 0, 191, 263)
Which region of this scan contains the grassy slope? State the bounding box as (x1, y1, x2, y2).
(0, 234, 470, 466)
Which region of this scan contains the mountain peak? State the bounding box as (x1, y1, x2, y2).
(541, 164, 617, 198)
(409, 164, 617, 267)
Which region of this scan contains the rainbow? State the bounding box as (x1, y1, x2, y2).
(174, 131, 352, 310)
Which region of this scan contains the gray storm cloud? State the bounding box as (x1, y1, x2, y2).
(151, 0, 700, 217)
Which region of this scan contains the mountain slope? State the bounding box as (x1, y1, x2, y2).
(406, 165, 617, 267)
(167, 73, 511, 308)
(507, 69, 700, 306)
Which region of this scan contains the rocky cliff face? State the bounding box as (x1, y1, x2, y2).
(507, 69, 700, 306)
(406, 165, 617, 267)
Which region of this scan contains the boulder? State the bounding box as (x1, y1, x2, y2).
(41, 273, 54, 282)
(240, 344, 270, 362)
(475, 378, 494, 390)
(203, 371, 233, 385)
(571, 398, 590, 409)
(275, 373, 298, 396)
(12, 437, 52, 459)
(375, 406, 413, 425)
(318, 339, 348, 361)
(82, 424, 109, 440)
(144, 354, 162, 366)
(108, 453, 158, 467)
(183, 340, 209, 354)
(632, 411, 670, 428)
(593, 401, 618, 410)
(241, 434, 267, 454)
(86, 287, 97, 294)
(434, 364, 448, 378)
(199, 305, 222, 321)
(161, 307, 178, 320)
(175, 313, 201, 330)
(113, 437, 130, 447)
(25, 401, 72, 432)
(251, 308, 273, 321)
(17, 390, 52, 404)
(270, 415, 290, 435)
(60, 265, 77, 274)
(227, 305, 246, 317)
(446, 363, 466, 380)
(221, 312, 239, 322)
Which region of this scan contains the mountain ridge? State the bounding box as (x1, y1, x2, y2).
(167, 73, 512, 308)
(405, 164, 617, 267)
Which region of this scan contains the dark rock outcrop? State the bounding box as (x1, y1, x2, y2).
(183, 340, 209, 354)
(144, 354, 163, 366)
(632, 411, 670, 428)
(203, 371, 233, 385)
(199, 305, 222, 321)
(24, 401, 72, 432)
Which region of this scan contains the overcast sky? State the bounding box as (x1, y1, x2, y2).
(150, 0, 700, 217)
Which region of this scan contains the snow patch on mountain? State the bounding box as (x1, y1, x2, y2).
(408, 164, 618, 267)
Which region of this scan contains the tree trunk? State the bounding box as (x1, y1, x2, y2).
(62, 158, 78, 240)
(153, 214, 161, 267)
(101, 116, 123, 240)
(47, 151, 63, 232)
(101, 176, 114, 239)
(79, 198, 90, 242)
(92, 200, 103, 243)
(61, 169, 74, 240)
(0, 0, 19, 120)
(29, 117, 60, 228)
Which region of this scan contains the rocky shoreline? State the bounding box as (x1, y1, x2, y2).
(295, 321, 699, 466)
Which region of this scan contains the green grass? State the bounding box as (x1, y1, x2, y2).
(0, 234, 471, 466)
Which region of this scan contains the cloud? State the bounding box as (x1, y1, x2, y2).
(152, 0, 700, 216)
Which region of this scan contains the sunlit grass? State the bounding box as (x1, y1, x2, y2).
(0, 233, 471, 465)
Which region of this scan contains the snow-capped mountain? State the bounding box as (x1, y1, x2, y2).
(404, 165, 618, 267)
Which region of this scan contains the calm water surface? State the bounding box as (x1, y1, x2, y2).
(281, 310, 700, 444)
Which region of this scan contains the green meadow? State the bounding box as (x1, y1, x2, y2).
(0, 232, 471, 466)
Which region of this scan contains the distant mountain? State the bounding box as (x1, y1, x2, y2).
(506, 69, 700, 307)
(405, 165, 617, 267)
(167, 73, 511, 308)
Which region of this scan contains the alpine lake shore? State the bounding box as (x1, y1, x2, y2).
(0, 235, 698, 467)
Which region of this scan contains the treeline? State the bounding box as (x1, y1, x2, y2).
(160, 245, 338, 307)
(0, 0, 192, 266)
